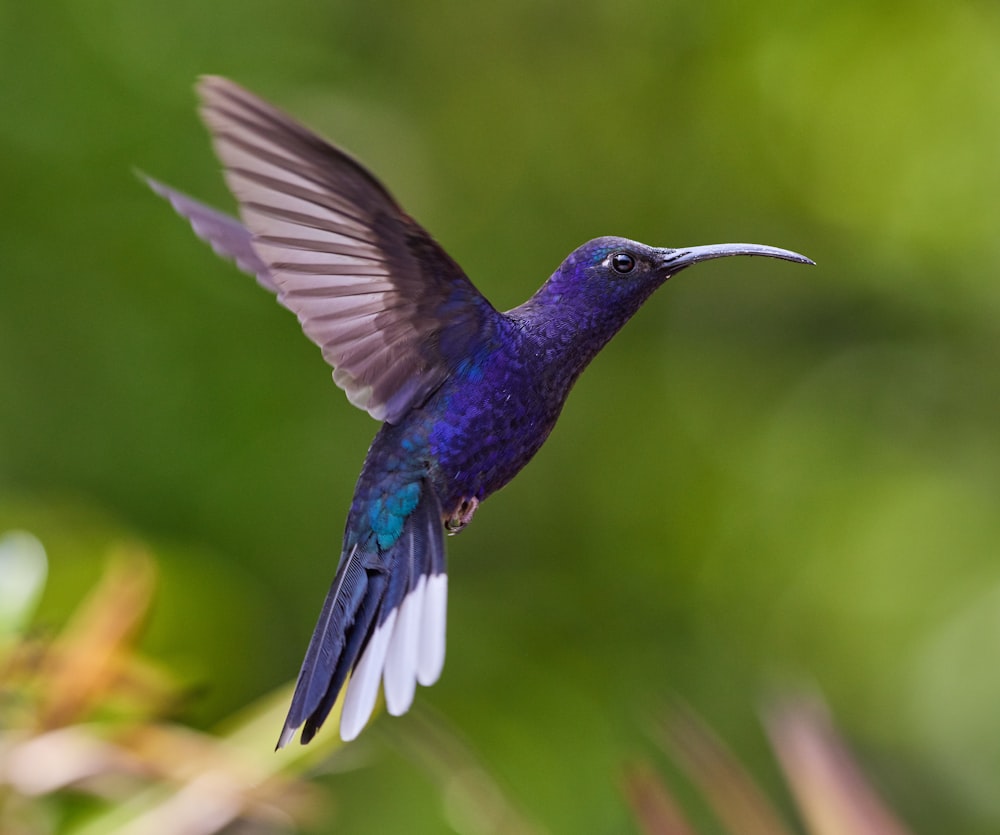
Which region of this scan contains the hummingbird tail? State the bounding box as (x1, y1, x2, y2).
(277, 481, 447, 747)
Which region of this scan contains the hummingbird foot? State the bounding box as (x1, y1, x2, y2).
(444, 497, 480, 535)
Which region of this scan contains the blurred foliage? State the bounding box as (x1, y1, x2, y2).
(623, 697, 914, 835)
(0, 533, 926, 835)
(0, 535, 537, 834)
(3, 0, 1000, 832)
(0, 535, 336, 833)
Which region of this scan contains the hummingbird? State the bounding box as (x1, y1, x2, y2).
(147, 76, 812, 747)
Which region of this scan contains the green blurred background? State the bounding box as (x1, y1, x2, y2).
(3, 0, 1000, 831)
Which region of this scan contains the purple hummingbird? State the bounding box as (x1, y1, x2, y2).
(147, 77, 812, 747)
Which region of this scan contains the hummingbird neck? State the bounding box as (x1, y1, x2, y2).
(506, 273, 657, 381)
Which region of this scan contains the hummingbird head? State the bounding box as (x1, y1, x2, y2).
(518, 236, 813, 354)
(568, 235, 812, 302)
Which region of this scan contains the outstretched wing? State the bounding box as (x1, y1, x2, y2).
(278, 479, 447, 746)
(188, 75, 497, 423)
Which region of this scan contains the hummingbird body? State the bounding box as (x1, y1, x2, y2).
(149, 77, 812, 746)
(361, 236, 673, 539)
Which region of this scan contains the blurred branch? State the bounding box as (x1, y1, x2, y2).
(625, 697, 915, 835)
(621, 760, 697, 835)
(39, 545, 160, 729)
(764, 697, 913, 835)
(659, 703, 794, 835)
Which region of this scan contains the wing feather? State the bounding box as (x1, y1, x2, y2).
(196, 76, 499, 423)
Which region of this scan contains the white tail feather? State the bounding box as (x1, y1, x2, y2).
(417, 575, 447, 686)
(340, 609, 398, 741)
(383, 576, 426, 715)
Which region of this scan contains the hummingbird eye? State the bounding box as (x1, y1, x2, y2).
(611, 252, 636, 274)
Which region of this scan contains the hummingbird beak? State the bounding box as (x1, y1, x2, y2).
(660, 243, 814, 274)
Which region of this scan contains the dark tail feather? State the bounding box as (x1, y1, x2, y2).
(278, 481, 447, 747)
(142, 174, 278, 293)
(298, 566, 387, 744)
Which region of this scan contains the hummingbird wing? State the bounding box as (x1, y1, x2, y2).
(168, 75, 498, 424)
(278, 478, 447, 746)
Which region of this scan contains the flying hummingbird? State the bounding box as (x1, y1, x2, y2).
(147, 77, 813, 747)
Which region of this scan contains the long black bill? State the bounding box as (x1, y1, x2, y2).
(661, 243, 814, 272)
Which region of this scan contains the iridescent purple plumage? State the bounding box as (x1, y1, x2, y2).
(148, 77, 812, 747)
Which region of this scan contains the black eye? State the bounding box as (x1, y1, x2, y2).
(611, 252, 636, 274)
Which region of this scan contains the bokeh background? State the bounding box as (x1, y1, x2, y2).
(3, 1, 1000, 832)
